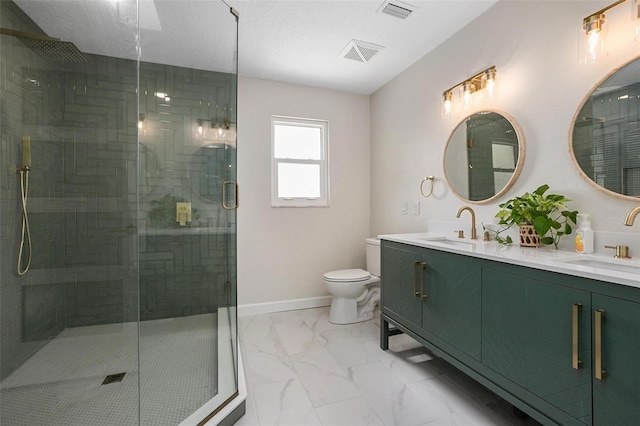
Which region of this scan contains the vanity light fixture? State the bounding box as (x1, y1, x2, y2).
(441, 65, 497, 119)
(579, 0, 640, 64)
(195, 117, 231, 139)
(154, 91, 171, 102)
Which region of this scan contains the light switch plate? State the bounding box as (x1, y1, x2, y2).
(412, 201, 420, 215)
(401, 201, 407, 215)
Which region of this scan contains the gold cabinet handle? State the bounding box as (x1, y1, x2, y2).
(420, 262, 428, 300)
(572, 304, 583, 370)
(222, 180, 239, 210)
(413, 261, 421, 298)
(595, 309, 607, 380)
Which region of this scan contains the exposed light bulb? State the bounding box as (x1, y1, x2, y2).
(441, 91, 453, 119)
(580, 13, 606, 64)
(587, 32, 600, 62)
(485, 68, 496, 99)
(196, 119, 204, 137)
(462, 81, 473, 109)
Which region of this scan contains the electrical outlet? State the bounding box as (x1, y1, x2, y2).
(412, 201, 420, 215)
(400, 201, 408, 215)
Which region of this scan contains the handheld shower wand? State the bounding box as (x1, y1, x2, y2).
(17, 136, 32, 275)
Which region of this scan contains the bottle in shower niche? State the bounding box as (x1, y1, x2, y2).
(575, 213, 593, 254)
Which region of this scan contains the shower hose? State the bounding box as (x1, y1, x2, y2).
(17, 169, 32, 275)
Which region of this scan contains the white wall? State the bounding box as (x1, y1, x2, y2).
(237, 76, 370, 308)
(370, 1, 640, 243)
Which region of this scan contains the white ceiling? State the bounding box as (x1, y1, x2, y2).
(227, 0, 498, 94)
(12, 0, 498, 95)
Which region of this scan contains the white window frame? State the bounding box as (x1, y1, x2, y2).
(271, 116, 329, 207)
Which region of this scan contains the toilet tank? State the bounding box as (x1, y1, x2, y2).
(365, 238, 381, 277)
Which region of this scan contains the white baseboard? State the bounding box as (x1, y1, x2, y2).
(238, 296, 332, 317)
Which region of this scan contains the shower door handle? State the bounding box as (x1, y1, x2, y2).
(222, 180, 239, 210)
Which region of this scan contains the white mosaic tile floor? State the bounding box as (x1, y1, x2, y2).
(1, 313, 219, 426)
(237, 307, 542, 426)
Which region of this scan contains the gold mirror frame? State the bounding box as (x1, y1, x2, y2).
(569, 55, 640, 202)
(443, 109, 526, 204)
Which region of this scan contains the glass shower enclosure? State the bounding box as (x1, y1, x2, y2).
(0, 0, 240, 424)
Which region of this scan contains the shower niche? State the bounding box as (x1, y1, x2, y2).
(0, 0, 241, 425)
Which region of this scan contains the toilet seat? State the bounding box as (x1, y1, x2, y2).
(323, 269, 371, 283)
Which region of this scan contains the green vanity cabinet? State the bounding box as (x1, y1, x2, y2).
(482, 265, 592, 424)
(421, 247, 482, 360)
(380, 242, 423, 330)
(380, 241, 482, 361)
(591, 294, 640, 425)
(380, 238, 640, 426)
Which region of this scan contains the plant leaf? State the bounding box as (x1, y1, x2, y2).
(534, 184, 549, 196)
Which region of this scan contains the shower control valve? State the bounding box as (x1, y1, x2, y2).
(176, 202, 192, 226)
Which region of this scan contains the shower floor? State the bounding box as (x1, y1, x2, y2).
(1, 313, 218, 426)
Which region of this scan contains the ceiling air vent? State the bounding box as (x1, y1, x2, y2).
(340, 40, 384, 63)
(377, 0, 415, 20)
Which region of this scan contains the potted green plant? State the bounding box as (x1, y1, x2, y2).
(493, 184, 578, 248)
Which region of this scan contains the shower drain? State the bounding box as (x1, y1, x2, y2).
(102, 372, 126, 385)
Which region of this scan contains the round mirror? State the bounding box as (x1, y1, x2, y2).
(444, 110, 525, 203)
(187, 142, 236, 203)
(570, 56, 640, 200)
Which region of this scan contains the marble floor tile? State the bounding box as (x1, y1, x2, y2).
(239, 307, 541, 426)
(301, 307, 343, 333)
(270, 312, 327, 356)
(251, 378, 322, 426)
(315, 396, 385, 426)
(407, 375, 510, 426)
(290, 347, 361, 407)
(321, 327, 379, 368)
(350, 361, 441, 425)
(363, 340, 441, 384)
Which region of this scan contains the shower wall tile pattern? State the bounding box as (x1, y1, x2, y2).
(1, 0, 237, 378)
(0, 0, 67, 379)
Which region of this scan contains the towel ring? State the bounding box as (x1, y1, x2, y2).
(420, 176, 435, 198)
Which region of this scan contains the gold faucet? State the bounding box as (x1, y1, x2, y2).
(624, 206, 640, 226)
(456, 206, 477, 239)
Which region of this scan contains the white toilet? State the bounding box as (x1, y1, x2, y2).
(323, 238, 381, 324)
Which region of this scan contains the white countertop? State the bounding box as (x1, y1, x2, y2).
(379, 232, 640, 289)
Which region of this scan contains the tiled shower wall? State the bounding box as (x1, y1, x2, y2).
(0, 0, 68, 379)
(1, 0, 236, 377)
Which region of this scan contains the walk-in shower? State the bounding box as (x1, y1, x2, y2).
(0, 0, 241, 424)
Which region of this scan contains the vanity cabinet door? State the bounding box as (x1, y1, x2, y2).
(592, 294, 640, 426)
(482, 267, 592, 422)
(526, 279, 592, 425)
(381, 242, 423, 331)
(421, 248, 481, 361)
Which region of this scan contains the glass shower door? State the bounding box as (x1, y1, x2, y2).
(1, 0, 239, 424)
(137, 0, 239, 424)
(0, 0, 141, 424)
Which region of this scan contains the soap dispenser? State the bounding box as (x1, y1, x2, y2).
(575, 213, 593, 254)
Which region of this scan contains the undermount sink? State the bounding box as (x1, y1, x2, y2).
(417, 236, 482, 248)
(556, 255, 640, 274)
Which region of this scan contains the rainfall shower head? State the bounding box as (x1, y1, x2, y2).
(0, 28, 87, 63)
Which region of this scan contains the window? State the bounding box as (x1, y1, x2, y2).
(271, 116, 329, 207)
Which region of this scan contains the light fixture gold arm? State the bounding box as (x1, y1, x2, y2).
(441, 65, 497, 98)
(583, 0, 627, 33)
